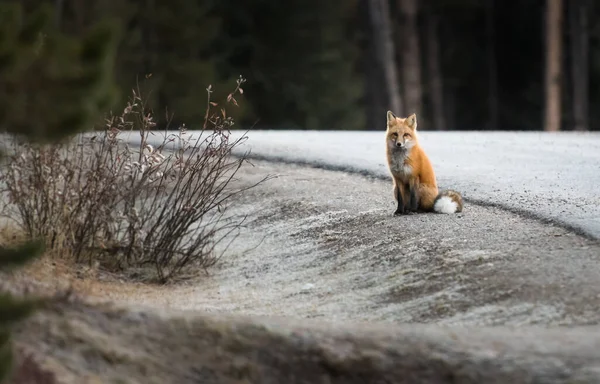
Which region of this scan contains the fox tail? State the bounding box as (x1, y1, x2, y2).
(433, 190, 463, 214)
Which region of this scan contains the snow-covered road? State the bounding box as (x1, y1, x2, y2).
(127, 130, 600, 239)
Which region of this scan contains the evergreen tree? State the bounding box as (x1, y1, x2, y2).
(217, 0, 365, 130)
(92, 0, 232, 128)
(0, 2, 119, 142)
(0, 3, 118, 381)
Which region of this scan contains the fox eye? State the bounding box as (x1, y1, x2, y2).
(391, 133, 398, 138)
(403, 133, 411, 139)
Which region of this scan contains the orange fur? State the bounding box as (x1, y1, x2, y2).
(385, 111, 463, 214)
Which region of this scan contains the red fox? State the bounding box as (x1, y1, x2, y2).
(385, 111, 463, 215)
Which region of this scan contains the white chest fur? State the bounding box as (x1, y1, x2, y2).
(388, 152, 413, 180)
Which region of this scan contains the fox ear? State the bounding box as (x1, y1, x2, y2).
(386, 110, 397, 125)
(405, 113, 417, 130)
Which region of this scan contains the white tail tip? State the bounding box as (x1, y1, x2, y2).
(433, 195, 458, 214)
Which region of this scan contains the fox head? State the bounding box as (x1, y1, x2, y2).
(386, 111, 418, 151)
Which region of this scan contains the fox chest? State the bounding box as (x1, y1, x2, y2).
(389, 156, 413, 181)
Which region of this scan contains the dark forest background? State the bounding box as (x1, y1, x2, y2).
(11, 0, 598, 131)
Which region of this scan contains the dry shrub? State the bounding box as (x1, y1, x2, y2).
(0, 77, 267, 283)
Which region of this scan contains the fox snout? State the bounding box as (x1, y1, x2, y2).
(392, 138, 409, 150)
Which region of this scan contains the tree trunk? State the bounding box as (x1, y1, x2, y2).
(570, 0, 589, 131)
(367, 0, 403, 118)
(55, 0, 65, 27)
(445, 86, 456, 132)
(361, 0, 386, 130)
(69, 0, 87, 32)
(425, 3, 445, 131)
(544, 0, 564, 132)
(141, 0, 155, 76)
(486, 0, 499, 131)
(398, 0, 422, 120)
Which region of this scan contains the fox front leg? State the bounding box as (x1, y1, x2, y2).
(408, 180, 419, 212)
(393, 184, 405, 215)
